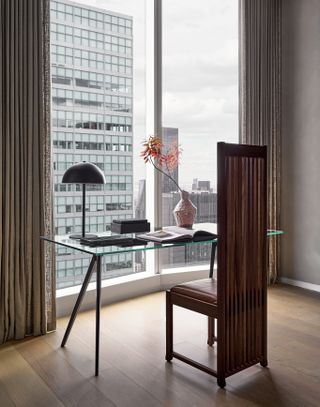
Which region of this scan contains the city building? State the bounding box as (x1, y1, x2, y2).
(192, 179, 212, 193)
(51, 0, 135, 288)
(191, 178, 198, 191)
(135, 179, 146, 220)
(134, 179, 146, 271)
(161, 127, 179, 193)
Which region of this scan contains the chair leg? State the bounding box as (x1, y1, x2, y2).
(207, 317, 215, 346)
(166, 291, 173, 362)
(217, 376, 226, 388)
(260, 359, 268, 367)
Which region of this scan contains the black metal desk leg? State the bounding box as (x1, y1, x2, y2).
(61, 256, 97, 347)
(95, 256, 102, 376)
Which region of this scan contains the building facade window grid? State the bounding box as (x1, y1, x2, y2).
(52, 88, 132, 113)
(51, 66, 133, 93)
(51, 0, 138, 289)
(50, 1, 133, 36)
(51, 22, 132, 55)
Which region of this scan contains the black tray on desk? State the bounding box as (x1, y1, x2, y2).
(80, 235, 147, 247)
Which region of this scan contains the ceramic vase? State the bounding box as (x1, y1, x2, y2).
(173, 190, 197, 228)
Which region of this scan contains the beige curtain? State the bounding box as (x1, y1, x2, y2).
(0, 0, 55, 343)
(239, 0, 282, 282)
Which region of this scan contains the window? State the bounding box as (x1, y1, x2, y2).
(161, 0, 238, 270)
(50, 0, 237, 291)
(50, 0, 146, 290)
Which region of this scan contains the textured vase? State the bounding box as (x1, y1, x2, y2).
(173, 190, 197, 228)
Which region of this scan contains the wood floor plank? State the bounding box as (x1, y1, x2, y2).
(0, 345, 63, 407)
(57, 314, 215, 406)
(0, 284, 319, 407)
(227, 360, 319, 407)
(43, 324, 112, 378)
(15, 338, 115, 407)
(0, 379, 18, 407)
(91, 367, 161, 407)
(55, 297, 274, 406)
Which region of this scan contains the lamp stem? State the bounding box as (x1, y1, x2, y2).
(82, 183, 86, 238)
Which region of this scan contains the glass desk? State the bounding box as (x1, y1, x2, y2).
(41, 223, 283, 376)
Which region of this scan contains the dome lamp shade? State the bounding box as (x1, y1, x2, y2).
(62, 162, 106, 239)
(62, 162, 106, 184)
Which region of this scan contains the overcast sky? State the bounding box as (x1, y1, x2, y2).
(73, 0, 238, 193)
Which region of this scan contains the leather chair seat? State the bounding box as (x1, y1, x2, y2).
(171, 278, 217, 305)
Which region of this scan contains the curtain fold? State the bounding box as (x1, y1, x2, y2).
(0, 0, 55, 343)
(239, 0, 282, 282)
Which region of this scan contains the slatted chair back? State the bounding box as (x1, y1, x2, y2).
(217, 142, 268, 379)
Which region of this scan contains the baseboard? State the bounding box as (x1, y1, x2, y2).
(279, 277, 320, 293)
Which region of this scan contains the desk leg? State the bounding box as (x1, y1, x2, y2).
(95, 256, 102, 376)
(61, 255, 97, 347)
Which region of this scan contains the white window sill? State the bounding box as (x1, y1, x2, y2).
(161, 264, 212, 274)
(56, 270, 155, 299)
(56, 266, 215, 318)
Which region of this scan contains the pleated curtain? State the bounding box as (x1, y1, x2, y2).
(239, 0, 282, 282)
(0, 0, 55, 343)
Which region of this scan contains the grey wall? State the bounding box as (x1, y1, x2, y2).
(282, 0, 320, 285)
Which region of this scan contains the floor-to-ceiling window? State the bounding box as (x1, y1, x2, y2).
(161, 0, 238, 271)
(50, 0, 238, 291)
(50, 0, 146, 289)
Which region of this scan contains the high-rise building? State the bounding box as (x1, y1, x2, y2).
(50, 0, 135, 289)
(162, 127, 179, 193)
(192, 179, 212, 193)
(135, 179, 146, 220)
(198, 181, 211, 192)
(192, 178, 198, 191)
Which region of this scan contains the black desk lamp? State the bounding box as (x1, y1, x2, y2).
(62, 161, 106, 239)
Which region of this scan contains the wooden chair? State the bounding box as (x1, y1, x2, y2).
(166, 142, 268, 388)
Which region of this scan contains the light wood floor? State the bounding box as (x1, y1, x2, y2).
(0, 284, 319, 407)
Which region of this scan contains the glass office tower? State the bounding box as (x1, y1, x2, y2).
(50, 0, 135, 289)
